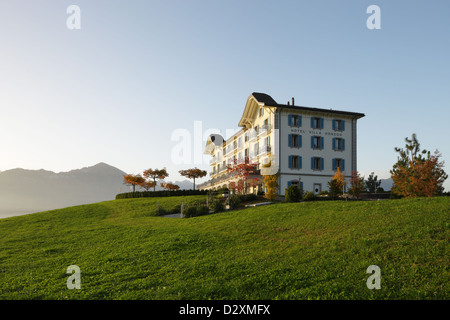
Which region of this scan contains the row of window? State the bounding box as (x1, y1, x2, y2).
(288, 156, 345, 171)
(288, 115, 345, 131)
(288, 134, 345, 151)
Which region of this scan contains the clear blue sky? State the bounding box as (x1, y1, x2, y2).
(0, 0, 449, 190)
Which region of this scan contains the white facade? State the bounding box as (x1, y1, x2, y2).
(200, 93, 364, 195)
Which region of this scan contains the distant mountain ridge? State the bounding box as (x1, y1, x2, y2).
(0, 162, 196, 219)
(0, 163, 128, 218)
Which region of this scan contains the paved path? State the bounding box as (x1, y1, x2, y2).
(163, 213, 182, 218)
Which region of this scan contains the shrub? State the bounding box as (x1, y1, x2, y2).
(244, 193, 258, 202)
(115, 189, 208, 199)
(154, 206, 168, 216)
(285, 185, 302, 202)
(210, 199, 225, 213)
(168, 204, 181, 214)
(183, 206, 198, 218)
(196, 205, 210, 216)
(229, 195, 242, 209)
(303, 191, 315, 201)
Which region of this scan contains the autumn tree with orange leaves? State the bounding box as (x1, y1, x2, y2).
(390, 134, 447, 197)
(143, 168, 169, 192)
(328, 167, 346, 199)
(227, 159, 259, 195)
(139, 180, 157, 191)
(179, 168, 207, 190)
(161, 182, 180, 191)
(348, 170, 365, 199)
(123, 174, 145, 193)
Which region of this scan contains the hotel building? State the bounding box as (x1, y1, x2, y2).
(200, 92, 365, 195)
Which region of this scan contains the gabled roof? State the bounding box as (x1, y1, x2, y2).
(251, 92, 278, 106)
(248, 92, 365, 120)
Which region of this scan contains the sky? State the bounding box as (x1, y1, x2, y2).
(0, 0, 449, 190)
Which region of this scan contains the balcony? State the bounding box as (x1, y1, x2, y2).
(259, 145, 271, 155)
(209, 156, 217, 165)
(248, 129, 258, 142)
(258, 124, 271, 136)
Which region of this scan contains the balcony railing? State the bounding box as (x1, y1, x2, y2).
(259, 145, 271, 155)
(258, 124, 271, 136)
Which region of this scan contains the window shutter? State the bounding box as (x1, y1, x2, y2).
(288, 134, 292, 147)
(288, 181, 292, 187)
(311, 157, 315, 170)
(288, 114, 292, 126)
(342, 159, 345, 171)
(320, 158, 324, 170)
(332, 119, 336, 130)
(300, 181, 304, 191)
(332, 138, 336, 150)
(299, 135, 302, 148)
(320, 137, 324, 149)
(320, 118, 324, 129)
(342, 120, 345, 131)
(298, 115, 302, 127)
(332, 158, 336, 170)
(310, 117, 315, 128)
(288, 156, 293, 169)
(299, 156, 302, 169)
(311, 136, 314, 149)
(342, 139, 345, 151)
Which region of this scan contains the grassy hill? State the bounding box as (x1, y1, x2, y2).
(0, 195, 448, 300)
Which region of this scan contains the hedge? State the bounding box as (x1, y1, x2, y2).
(116, 189, 208, 199)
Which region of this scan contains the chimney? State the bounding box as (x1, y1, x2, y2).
(287, 101, 290, 105)
(292, 97, 295, 106)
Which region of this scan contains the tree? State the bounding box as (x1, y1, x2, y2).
(365, 172, 381, 193)
(391, 134, 448, 197)
(328, 167, 346, 199)
(226, 159, 259, 195)
(123, 174, 145, 193)
(263, 174, 279, 201)
(348, 170, 365, 199)
(179, 168, 207, 190)
(143, 168, 169, 192)
(161, 182, 180, 191)
(139, 180, 157, 191)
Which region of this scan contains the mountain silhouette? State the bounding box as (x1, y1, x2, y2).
(0, 163, 196, 219)
(0, 163, 128, 219)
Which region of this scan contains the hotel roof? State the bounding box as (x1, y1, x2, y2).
(251, 92, 365, 119)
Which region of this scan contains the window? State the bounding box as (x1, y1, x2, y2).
(263, 118, 270, 131)
(311, 136, 324, 149)
(333, 119, 345, 131)
(288, 114, 302, 127)
(259, 108, 264, 117)
(288, 134, 302, 148)
(264, 136, 271, 152)
(244, 148, 249, 159)
(332, 158, 345, 171)
(333, 138, 345, 151)
(311, 117, 324, 129)
(288, 155, 302, 169)
(311, 157, 324, 170)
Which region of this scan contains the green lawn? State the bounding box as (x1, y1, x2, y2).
(0, 196, 448, 299)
